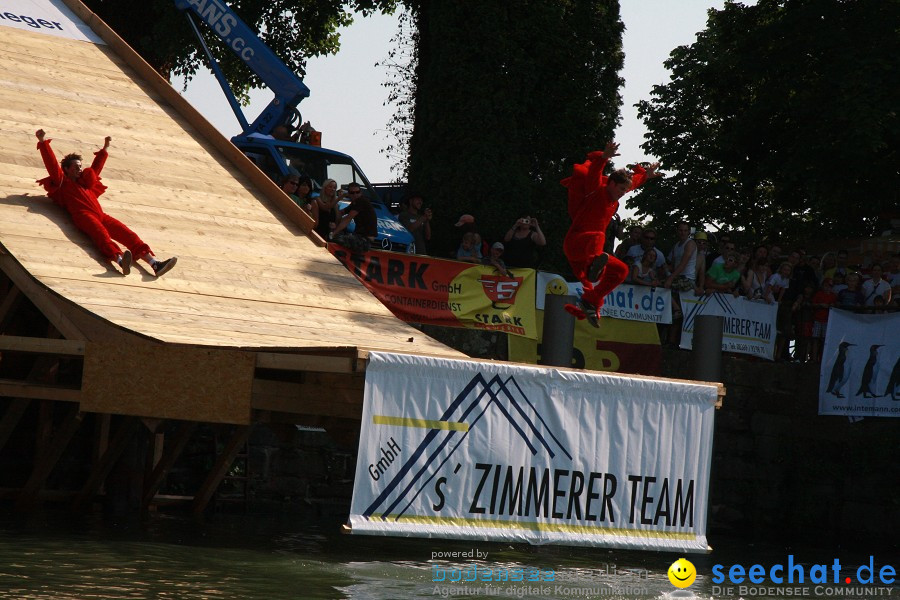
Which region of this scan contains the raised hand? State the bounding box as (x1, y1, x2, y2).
(603, 141, 620, 158)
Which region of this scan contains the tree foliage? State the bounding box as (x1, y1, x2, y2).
(632, 0, 900, 244)
(395, 1, 625, 270)
(83, 0, 396, 99)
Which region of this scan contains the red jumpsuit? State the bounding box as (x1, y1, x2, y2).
(561, 150, 646, 309)
(36, 139, 152, 262)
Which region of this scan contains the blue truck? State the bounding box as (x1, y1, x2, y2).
(173, 0, 415, 252)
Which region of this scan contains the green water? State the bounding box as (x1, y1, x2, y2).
(0, 511, 895, 599)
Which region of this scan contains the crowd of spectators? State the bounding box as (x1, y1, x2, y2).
(451, 213, 547, 271)
(278, 173, 379, 252)
(613, 223, 898, 361)
(295, 177, 895, 365)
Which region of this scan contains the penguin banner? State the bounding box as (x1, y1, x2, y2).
(819, 310, 900, 417)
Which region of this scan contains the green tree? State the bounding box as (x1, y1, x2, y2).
(83, 0, 396, 99)
(633, 0, 900, 243)
(396, 1, 624, 270)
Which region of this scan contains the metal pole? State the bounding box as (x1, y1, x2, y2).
(541, 294, 576, 367)
(693, 314, 724, 382)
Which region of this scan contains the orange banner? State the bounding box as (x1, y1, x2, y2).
(330, 246, 538, 338)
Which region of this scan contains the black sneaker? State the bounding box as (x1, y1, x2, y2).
(119, 250, 132, 275)
(587, 253, 609, 282)
(580, 297, 601, 328)
(153, 256, 177, 277)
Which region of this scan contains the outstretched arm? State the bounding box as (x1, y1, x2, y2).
(584, 141, 618, 197)
(90, 136, 111, 173)
(35, 129, 62, 182)
(629, 162, 661, 191)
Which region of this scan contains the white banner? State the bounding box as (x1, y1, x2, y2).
(818, 310, 900, 417)
(680, 294, 777, 359)
(1, 0, 105, 43)
(536, 272, 672, 324)
(349, 352, 718, 552)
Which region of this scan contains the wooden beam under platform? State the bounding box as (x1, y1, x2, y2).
(0, 398, 30, 453)
(15, 405, 84, 511)
(142, 421, 198, 510)
(72, 417, 140, 511)
(191, 425, 253, 516)
(0, 335, 85, 356)
(251, 375, 365, 420)
(0, 380, 80, 403)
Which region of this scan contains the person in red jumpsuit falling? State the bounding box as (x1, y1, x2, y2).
(35, 129, 177, 277)
(561, 141, 659, 327)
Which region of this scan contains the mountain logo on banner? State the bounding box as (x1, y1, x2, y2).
(683, 292, 737, 331)
(362, 372, 572, 520)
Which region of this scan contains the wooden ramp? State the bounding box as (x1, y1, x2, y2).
(0, 2, 463, 426)
(0, 0, 467, 514)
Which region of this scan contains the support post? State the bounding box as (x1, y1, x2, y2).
(693, 314, 724, 382)
(191, 425, 252, 516)
(540, 294, 576, 368)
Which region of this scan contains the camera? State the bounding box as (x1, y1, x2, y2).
(521, 218, 531, 226)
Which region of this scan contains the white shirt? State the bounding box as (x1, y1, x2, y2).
(767, 273, 790, 295)
(669, 239, 697, 282)
(861, 279, 891, 306)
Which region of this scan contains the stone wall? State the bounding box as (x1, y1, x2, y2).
(662, 350, 899, 548)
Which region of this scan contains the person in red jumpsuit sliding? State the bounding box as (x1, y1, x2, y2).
(35, 129, 177, 277)
(561, 141, 659, 327)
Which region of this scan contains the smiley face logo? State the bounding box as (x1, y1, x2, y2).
(667, 558, 697, 588)
(546, 277, 567, 295)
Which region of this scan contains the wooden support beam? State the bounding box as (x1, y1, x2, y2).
(255, 352, 357, 373)
(0, 380, 80, 403)
(0, 398, 31, 453)
(0, 335, 85, 356)
(142, 422, 197, 509)
(0, 286, 23, 331)
(72, 417, 140, 511)
(0, 255, 86, 341)
(191, 425, 252, 517)
(15, 406, 84, 511)
(251, 378, 364, 420)
(93, 413, 111, 464)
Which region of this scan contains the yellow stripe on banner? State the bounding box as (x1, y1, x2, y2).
(369, 514, 696, 540)
(372, 416, 469, 431)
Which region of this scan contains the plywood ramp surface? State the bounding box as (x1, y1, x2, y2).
(0, 16, 463, 359)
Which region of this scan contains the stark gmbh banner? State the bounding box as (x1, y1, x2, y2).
(330, 246, 538, 338)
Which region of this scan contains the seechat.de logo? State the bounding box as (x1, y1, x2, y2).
(668, 558, 697, 588)
(711, 555, 896, 586)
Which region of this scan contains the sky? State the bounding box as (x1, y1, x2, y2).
(174, 1, 736, 191)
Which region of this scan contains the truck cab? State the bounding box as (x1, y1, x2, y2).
(174, 0, 415, 253)
(234, 137, 414, 253)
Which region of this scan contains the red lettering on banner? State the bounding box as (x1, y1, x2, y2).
(474, 323, 526, 335)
